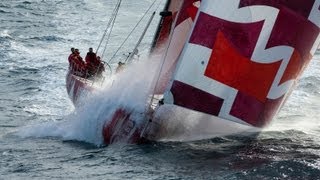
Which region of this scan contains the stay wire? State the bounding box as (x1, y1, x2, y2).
(101, 0, 122, 59)
(140, 1, 184, 138)
(96, 0, 122, 54)
(146, 0, 184, 112)
(107, 0, 159, 64)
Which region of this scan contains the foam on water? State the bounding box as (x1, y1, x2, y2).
(0, 29, 11, 38)
(265, 54, 320, 140)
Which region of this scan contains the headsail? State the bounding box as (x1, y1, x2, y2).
(151, 0, 180, 53)
(152, 0, 201, 94)
(163, 0, 320, 127)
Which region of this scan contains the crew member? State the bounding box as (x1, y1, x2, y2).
(68, 47, 75, 67)
(115, 61, 125, 73)
(95, 56, 105, 77)
(73, 49, 86, 76)
(85, 47, 98, 77)
(85, 47, 97, 64)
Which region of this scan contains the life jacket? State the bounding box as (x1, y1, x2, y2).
(69, 53, 84, 72)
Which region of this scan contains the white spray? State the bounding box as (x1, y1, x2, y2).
(16, 55, 162, 146)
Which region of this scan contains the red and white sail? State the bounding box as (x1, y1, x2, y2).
(151, 0, 178, 52)
(66, 0, 320, 144)
(160, 0, 320, 131)
(152, 0, 200, 93)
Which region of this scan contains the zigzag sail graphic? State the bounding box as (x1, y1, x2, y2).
(152, 0, 200, 94)
(149, 0, 320, 141)
(105, 0, 320, 143)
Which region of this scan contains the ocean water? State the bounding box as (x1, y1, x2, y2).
(0, 0, 320, 179)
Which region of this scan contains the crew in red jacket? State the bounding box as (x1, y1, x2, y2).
(68, 47, 75, 67)
(73, 49, 86, 76)
(85, 47, 99, 77)
(85, 47, 97, 64)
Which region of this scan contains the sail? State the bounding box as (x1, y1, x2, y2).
(152, 0, 201, 94)
(151, 0, 180, 53)
(163, 0, 320, 127)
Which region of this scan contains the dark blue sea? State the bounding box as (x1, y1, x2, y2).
(0, 0, 320, 179)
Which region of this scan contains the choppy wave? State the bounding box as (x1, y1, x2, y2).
(29, 35, 66, 42)
(0, 9, 11, 14)
(8, 67, 40, 74)
(298, 76, 320, 95)
(0, 3, 10, 8)
(22, 1, 32, 5)
(14, 4, 33, 10)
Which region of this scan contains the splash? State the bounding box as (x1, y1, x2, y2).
(0, 29, 12, 38)
(16, 55, 162, 146)
(264, 54, 320, 140)
(265, 93, 320, 138)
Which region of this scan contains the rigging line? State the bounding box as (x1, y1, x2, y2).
(100, 0, 122, 54)
(154, 0, 163, 12)
(140, 0, 184, 138)
(96, 0, 120, 54)
(125, 11, 156, 64)
(145, 0, 184, 112)
(96, 0, 122, 79)
(107, 0, 159, 64)
(96, 0, 122, 54)
(101, 0, 122, 59)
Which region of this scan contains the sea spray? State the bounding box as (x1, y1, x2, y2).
(146, 104, 260, 142)
(16, 55, 162, 146)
